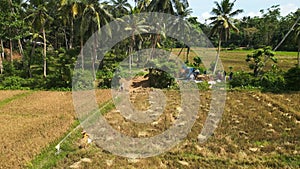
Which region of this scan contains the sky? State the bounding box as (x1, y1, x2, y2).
(188, 0, 300, 23)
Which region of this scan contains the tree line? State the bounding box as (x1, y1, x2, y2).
(0, 0, 299, 90)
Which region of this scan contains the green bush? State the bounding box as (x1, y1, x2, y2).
(2, 61, 24, 76)
(0, 76, 30, 90)
(1, 76, 23, 89)
(229, 70, 287, 92)
(97, 69, 114, 89)
(72, 70, 94, 90)
(260, 71, 285, 91)
(228, 43, 237, 50)
(44, 74, 72, 89)
(229, 71, 255, 88)
(149, 69, 176, 89)
(285, 67, 300, 91)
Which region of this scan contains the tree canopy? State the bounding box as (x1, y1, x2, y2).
(0, 0, 299, 90)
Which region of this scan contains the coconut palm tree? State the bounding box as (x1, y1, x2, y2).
(209, 0, 243, 74)
(136, 0, 151, 11)
(147, 0, 189, 59)
(80, 1, 113, 77)
(170, 6, 193, 63)
(125, 8, 149, 71)
(111, 0, 131, 17)
(59, 0, 84, 49)
(147, 0, 188, 14)
(26, 0, 53, 78)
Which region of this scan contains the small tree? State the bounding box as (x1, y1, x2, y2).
(246, 46, 277, 76)
(193, 56, 202, 67)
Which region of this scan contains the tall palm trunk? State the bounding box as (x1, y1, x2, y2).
(18, 39, 25, 67)
(0, 39, 4, 74)
(70, 18, 74, 49)
(129, 47, 132, 72)
(42, 27, 47, 78)
(63, 28, 68, 50)
(186, 46, 190, 63)
(129, 33, 135, 72)
(92, 28, 97, 80)
(0, 56, 2, 74)
(0, 39, 4, 59)
(8, 0, 14, 64)
(9, 39, 13, 63)
(213, 34, 222, 75)
(150, 34, 158, 59)
(297, 43, 300, 68)
(28, 40, 37, 78)
(80, 35, 84, 70)
(0, 52, 2, 74)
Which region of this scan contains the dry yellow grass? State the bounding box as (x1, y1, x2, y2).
(54, 90, 300, 168)
(0, 89, 112, 169)
(1, 87, 299, 168)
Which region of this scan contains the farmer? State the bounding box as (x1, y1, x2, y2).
(229, 71, 233, 80)
(223, 71, 227, 81)
(217, 71, 222, 80)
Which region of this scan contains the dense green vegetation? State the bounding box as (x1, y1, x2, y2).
(0, 0, 299, 91)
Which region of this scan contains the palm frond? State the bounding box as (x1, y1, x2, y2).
(214, 1, 223, 13)
(229, 9, 244, 17)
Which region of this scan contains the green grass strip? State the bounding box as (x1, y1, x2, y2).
(25, 120, 81, 169)
(26, 100, 115, 169)
(0, 91, 34, 108)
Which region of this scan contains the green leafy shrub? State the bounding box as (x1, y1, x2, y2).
(228, 43, 237, 50)
(0, 76, 30, 90)
(148, 69, 176, 89)
(2, 61, 24, 76)
(285, 67, 300, 91)
(97, 69, 114, 89)
(193, 56, 202, 67)
(72, 70, 94, 90)
(229, 70, 287, 92)
(44, 74, 72, 89)
(260, 71, 285, 91)
(145, 59, 179, 89)
(229, 71, 255, 88)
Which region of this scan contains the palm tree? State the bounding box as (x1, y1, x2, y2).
(170, 6, 192, 63)
(209, 0, 243, 74)
(59, 0, 84, 49)
(125, 8, 149, 71)
(136, 0, 151, 11)
(26, 1, 53, 77)
(111, 0, 131, 17)
(147, 0, 188, 14)
(80, 1, 113, 77)
(147, 0, 189, 59)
